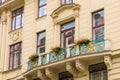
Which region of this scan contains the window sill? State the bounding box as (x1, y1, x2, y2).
(35, 15, 47, 21)
(9, 27, 23, 33)
(3, 65, 22, 73)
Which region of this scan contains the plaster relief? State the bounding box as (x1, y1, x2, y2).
(9, 28, 22, 44)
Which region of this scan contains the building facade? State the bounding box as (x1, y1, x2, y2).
(0, 0, 120, 80)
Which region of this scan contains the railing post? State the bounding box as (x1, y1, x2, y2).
(38, 56, 41, 65)
(66, 47, 70, 58)
(105, 39, 111, 50)
(76, 45, 79, 55)
(46, 53, 49, 63)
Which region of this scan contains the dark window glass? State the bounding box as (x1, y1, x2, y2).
(89, 63, 108, 80)
(38, 0, 47, 17)
(61, 0, 74, 5)
(92, 10, 104, 40)
(37, 31, 46, 53)
(9, 42, 21, 70)
(61, 21, 75, 47)
(12, 7, 24, 30)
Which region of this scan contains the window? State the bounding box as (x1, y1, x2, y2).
(12, 7, 24, 31)
(92, 10, 104, 40)
(61, 0, 74, 5)
(0, 0, 5, 3)
(37, 31, 46, 54)
(89, 63, 108, 80)
(61, 21, 75, 47)
(33, 78, 41, 80)
(9, 42, 21, 70)
(59, 71, 73, 80)
(38, 0, 47, 17)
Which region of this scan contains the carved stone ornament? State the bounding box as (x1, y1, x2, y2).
(51, 4, 81, 19)
(12, 31, 19, 41)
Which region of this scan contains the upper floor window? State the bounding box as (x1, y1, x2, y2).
(61, 0, 74, 5)
(37, 31, 46, 54)
(61, 21, 75, 47)
(9, 42, 22, 70)
(92, 10, 104, 40)
(0, 0, 5, 3)
(38, 0, 47, 17)
(12, 7, 24, 31)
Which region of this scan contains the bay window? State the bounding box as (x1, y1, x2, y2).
(37, 31, 46, 54)
(92, 10, 104, 40)
(38, 0, 47, 17)
(9, 42, 21, 70)
(12, 7, 24, 31)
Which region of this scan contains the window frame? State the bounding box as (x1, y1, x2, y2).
(37, 31, 46, 54)
(9, 42, 22, 70)
(89, 62, 108, 80)
(38, 0, 47, 17)
(61, 0, 74, 5)
(92, 9, 104, 40)
(59, 71, 73, 80)
(11, 7, 24, 31)
(60, 21, 75, 48)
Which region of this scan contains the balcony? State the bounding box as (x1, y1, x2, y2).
(27, 39, 111, 70)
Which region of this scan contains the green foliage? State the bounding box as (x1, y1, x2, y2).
(29, 54, 39, 62)
(51, 47, 63, 54)
(75, 39, 90, 46)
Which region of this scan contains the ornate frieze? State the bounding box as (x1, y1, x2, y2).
(9, 28, 22, 44)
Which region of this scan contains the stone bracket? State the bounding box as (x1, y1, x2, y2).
(37, 70, 49, 80)
(45, 68, 57, 80)
(66, 62, 78, 78)
(75, 59, 87, 76)
(104, 55, 112, 70)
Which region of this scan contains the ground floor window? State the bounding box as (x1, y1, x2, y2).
(33, 78, 40, 80)
(89, 62, 108, 80)
(59, 71, 73, 80)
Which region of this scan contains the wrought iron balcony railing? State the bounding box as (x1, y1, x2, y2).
(27, 39, 110, 70)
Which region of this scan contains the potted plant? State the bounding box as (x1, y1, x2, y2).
(51, 47, 63, 59)
(75, 38, 90, 46)
(29, 54, 39, 67)
(75, 39, 91, 53)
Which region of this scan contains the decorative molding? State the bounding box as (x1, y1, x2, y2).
(104, 55, 112, 70)
(75, 59, 87, 76)
(37, 70, 49, 80)
(45, 68, 57, 80)
(66, 62, 78, 78)
(51, 4, 81, 19)
(9, 28, 22, 44)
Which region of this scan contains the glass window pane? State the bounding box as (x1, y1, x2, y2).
(16, 15, 21, 29)
(62, 21, 75, 31)
(38, 32, 46, 45)
(93, 10, 104, 27)
(62, 0, 65, 4)
(39, 0, 46, 5)
(66, 0, 72, 4)
(38, 46, 45, 53)
(66, 36, 73, 46)
(39, 6, 46, 17)
(93, 26, 104, 40)
(14, 51, 19, 68)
